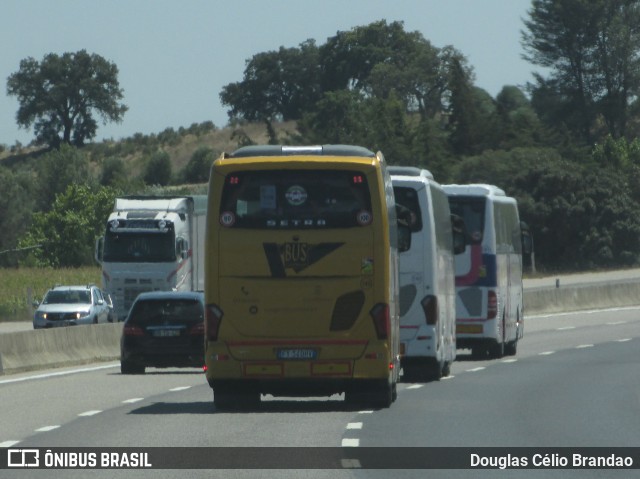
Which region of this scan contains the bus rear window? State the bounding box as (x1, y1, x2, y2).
(219, 170, 372, 229)
(448, 196, 485, 244)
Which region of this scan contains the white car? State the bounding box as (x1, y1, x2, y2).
(33, 285, 112, 329)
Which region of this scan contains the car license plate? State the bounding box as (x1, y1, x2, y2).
(152, 329, 181, 337)
(276, 348, 317, 360)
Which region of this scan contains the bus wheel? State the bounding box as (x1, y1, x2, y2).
(370, 380, 393, 409)
(489, 340, 504, 359)
(213, 384, 260, 411)
(505, 337, 518, 356)
(471, 346, 488, 359)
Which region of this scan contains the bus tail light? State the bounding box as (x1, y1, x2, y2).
(370, 303, 390, 340)
(487, 291, 498, 319)
(205, 304, 223, 341)
(420, 295, 438, 326)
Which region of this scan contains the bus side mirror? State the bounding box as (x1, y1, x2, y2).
(95, 237, 104, 264)
(398, 224, 411, 253)
(520, 221, 533, 255)
(177, 238, 190, 260)
(451, 214, 466, 255)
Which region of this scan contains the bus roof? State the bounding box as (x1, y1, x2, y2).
(442, 184, 506, 198)
(388, 166, 434, 180)
(227, 145, 376, 159)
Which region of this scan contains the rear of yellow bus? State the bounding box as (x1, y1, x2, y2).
(204, 145, 399, 409)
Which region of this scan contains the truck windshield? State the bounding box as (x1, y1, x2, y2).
(103, 231, 176, 262)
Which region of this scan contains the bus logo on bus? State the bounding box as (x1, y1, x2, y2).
(263, 241, 344, 276)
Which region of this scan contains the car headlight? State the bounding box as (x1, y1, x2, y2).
(35, 311, 47, 320)
(76, 311, 91, 319)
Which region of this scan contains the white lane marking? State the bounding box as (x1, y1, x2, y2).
(122, 398, 144, 404)
(341, 438, 360, 447)
(501, 359, 518, 363)
(169, 386, 191, 392)
(358, 410, 374, 414)
(557, 326, 576, 331)
(607, 321, 627, 325)
(35, 425, 60, 432)
(406, 384, 424, 390)
(341, 459, 362, 468)
(0, 363, 119, 385)
(0, 440, 20, 447)
(576, 344, 594, 349)
(529, 305, 640, 319)
(346, 422, 363, 430)
(78, 410, 102, 417)
(539, 351, 555, 356)
(617, 338, 632, 342)
(467, 367, 485, 372)
(441, 375, 455, 380)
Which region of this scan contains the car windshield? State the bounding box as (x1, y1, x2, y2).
(128, 299, 203, 326)
(43, 290, 91, 304)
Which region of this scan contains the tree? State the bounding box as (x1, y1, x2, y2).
(181, 146, 215, 184)
(0, 167, 36, 267)
(220, 40, 321, 123)
(6, 50, 128, 148)
(100, 157, 127, 187)
(296, 90, 368, 145)
(18, 184, 119, 267)
(447, 56, 486, 155)
(143, 150, 172, 186)
(522, 0, 640, 144)
(36, 144, 93, 211)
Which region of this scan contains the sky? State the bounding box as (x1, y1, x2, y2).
(1, 0, 537, 147)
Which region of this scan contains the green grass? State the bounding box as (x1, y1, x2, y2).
(0, 267, 101, 322)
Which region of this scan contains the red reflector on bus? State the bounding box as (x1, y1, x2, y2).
(369, 303, 390, 340)
(205, 304, 223, 341)
(488, 291, 498, 319)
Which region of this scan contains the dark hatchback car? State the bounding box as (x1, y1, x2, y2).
(120, 291, 205, 374)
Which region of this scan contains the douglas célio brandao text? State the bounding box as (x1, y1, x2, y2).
(470, 453, 634, 469)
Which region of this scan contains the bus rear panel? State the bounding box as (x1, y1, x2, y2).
(444, 184, 524, 359)
(204, 145, 400, 408)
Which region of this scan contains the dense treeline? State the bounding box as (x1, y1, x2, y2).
(3, 1, 640, 272)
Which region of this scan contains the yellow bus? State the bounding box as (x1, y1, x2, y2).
(204, 145, 403, 409)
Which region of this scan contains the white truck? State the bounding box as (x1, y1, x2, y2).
(95, 195, 207, 321)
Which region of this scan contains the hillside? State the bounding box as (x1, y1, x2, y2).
(0, 120, 301, 174)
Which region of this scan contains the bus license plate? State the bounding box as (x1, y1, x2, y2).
(277, 348, 317, 360)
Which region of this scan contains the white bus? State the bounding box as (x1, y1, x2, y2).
(442, 184, 528, 358)
(391, 167, 461, 381)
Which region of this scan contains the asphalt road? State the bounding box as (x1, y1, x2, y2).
(1, 306, 638, 478)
